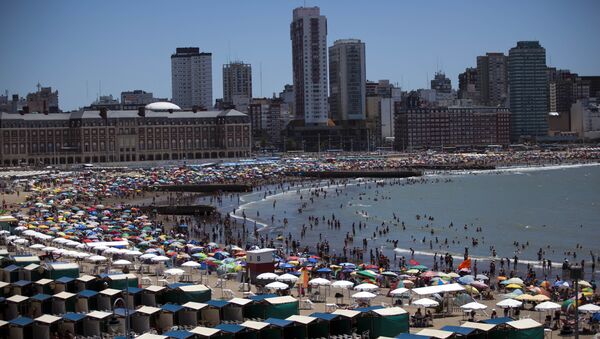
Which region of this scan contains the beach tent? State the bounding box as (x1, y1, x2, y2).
(263, 317, 304, 339)
(352, 306, 384, 338)
(30, 293, 53, 317)
(54, 276, 76, 293)
(0, 320, 8, 338)
(136, 334, 167, 339)
(82, 310, 112, 337)
(8, 316, 34, 339)
(98, 288, 123, 310)
(141, 285, 166, 306)
(215, 323, 258, 339)
(44, 262, 79, 279)
(506, 319, 543, 339)
(481, 317, 513, 338)
(12, 279, 33, 296)
(265, 295, 299, 319)
(131, 305, 161, 334)
(75, 274, 97, 292)
(395, 334, 433, 338)
(158, 303, 184, 332)
(460, 321, 497, 339)
(441, 325, 483, 339)
(6, 294, 29, 320)
(311, 312, 350, 336)
(164, 283, 211, 304)
(200, 300, 228, 327)
(333, 309, 361, 333)
(52, 291, 76, 314)
(287, 315, 329, 338)
(60, 312, 86, 337)
(113, 307, 137, 335)
(33, 278, 54, 295)
(3, 264, 22, 282)
(416, 329, 455, 338)
(240, 320, 271, 338)
(180, 302, 208, 326)
(371, 307, 409, 337)
(22, 263, 43, 281)
(0, 280, 10, 296)
(190, 326, 233, 339)
(11, 255, 40, 267)
(223, 298, 253, 321)
(76, 289, 98, 312)
(127, 286, 144, 308)
(102, 273, 138, 290)
(33, 314, 62, 339)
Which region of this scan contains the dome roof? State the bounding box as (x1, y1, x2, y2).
(145, 102, 182, 111)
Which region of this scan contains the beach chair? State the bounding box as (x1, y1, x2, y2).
(222, 289, 235, 299)
(300, 299, 314, 310)
(326, 303, 338, 312)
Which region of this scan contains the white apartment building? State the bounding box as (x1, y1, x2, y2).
(171, 47, 213, 110)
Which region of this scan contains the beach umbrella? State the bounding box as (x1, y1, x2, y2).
(475, 274, 489, 281)
(265, 281, 289, 290)
(151, 255, 170, 262)
(532, 294, 550, 302)
(505, 283, 522, 289)
(354, 283, 378, 291)
(390, 287, 410, 296)
(515, 294, 536, 301)
(464, 285, 480, 295)
(257, 272, 279, 280)
(357, 270, 378, 279)
(471, 281, 489, 290)
(578, 280, 592, 288)
(413, 298, 439, 308)
(352, 291, 377, 299)
(139, 253, 157, 260)
(446, 272, 460, 278)
(113, 259, 132, 266)
(405, 269, 420, 275)
(578, 304, 600, 313)
(181, 261, 201, 268)
(309, 278, 331, 286)
(502, 277, 524, 285)
(496, 299, 523, 309)
(165, 268, 185, 276)
(535, 301, 561, 311)
(331, 280, 354, 289)
(460, 302, 487, 310)
(277, 273, 299, 283)
(381, 271, 398, 278)
(29, 244, 45, 249)
(125, 250, 143, 256)
(458, 275, 475, 285)
(316, 268, 332, 274)
(87, 255, 107, 262)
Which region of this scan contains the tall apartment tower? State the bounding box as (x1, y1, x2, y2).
(329, 39, 366, 122)
(458, 68, 479, 101)
(477, 53, 508, 106)
(430, 71, 452, 93)
(222, 62, 252, 104)
(171, 47, 213, 110)
(508, 41, 548, 140)
(290, 7, 329, 125)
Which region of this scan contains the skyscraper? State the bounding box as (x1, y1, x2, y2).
(477, 53, 508, 106)
(458, 68, 479, 102)
(171, 47, 213, 110)
(290, 7, 328, 125)
(329, 39, 366, 122)
(222, 61, 252, 104)
(430, 71, 452, 93)
(508, 41, 548, 140)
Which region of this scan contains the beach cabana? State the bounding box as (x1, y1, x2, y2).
(506, 319, 543, 339)
(33, 278, 54, 294)
(11, 279, 33, 296)
(164, 329, 195, 339)
(0, 216, 18, 233)
(113, 307, 137, 336)
(98, 288, 123, 310)
(102, 273, 138, 290)
(371, 307, 409, 337)
(127, 286, 144, 308)
(6, 294, 29, 320)
(287, 315, 328, 338)
(224, 298, 253, 321)
(52, 291, 76, 314)
(12, 255, 40, 267)
(60, 312, 86, 337)
(75, 274, 97, 292)
(136, 334, 167, 339)
(166, 283, 211, 304)
(141, 285, 166, 306)
(82, 310, 112, 337)
(332, 309, 361, 333)
(76, 289, 99, 312)
(190, 326, 233, 339)
(263, 317, 304, 339)
(460, 321, 496, 338)
(180, 302, 208, 326)
(202, 299, 230, 325)
(396, 334, 433, 339)
(158, 303, 184, 332)
(0, 319, 8, 338)
(352, 306, 384, 337)
(310, 312, 347, 336)
(3, 264, 21, 282)
(215, 323, 257, 339)
(482, 317, 513, 338)
(0, 281, 10, 297)
(416, 328, 456, 339)
(8, 316, 34, 339)
(22, 263, 43, 281)
(441, 325, 482, 338)
(264, 295, 299, 319)
(44, 262, 79, 279)
(131, 305, 161, 334)
(33, 314, 62, 339)
(54, 276, 76, 293)
(240, 320, 271, 338)
(30, 293, 53, 317)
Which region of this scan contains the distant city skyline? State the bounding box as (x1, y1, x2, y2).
(1, 0, 599, 111)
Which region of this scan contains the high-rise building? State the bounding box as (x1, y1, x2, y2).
(26, 84, 59, 113)
(222, 62, 252, 105)
(477, 53, 508, 106)
(290, 7, 328, 125)
(508, 41, 548, 141)
(121, 90, 157, 110)
(329, 39, 366, 122)
(571, 98, 600, 139)
(430, 71, 452, 94)
(458, 68, 479, 102)
(171, 47, 213, 110)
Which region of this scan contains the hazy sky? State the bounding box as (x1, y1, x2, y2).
(1, 0, 599, 111)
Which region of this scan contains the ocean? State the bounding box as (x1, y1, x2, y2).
(225, 163, 600, 278)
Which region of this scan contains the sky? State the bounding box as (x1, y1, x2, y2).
(1, 0, 599, 111)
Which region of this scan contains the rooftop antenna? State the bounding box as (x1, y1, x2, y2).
(228, 40, 231, 63)
(86, 80, 89, 102)
(260, 61, 263, 97)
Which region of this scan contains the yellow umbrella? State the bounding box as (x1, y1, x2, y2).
(532, 294, 550, 302)
(464, 285, 480, 295)
(406, 269, 419, 275)
(515, 294, 535, 301)
(505, 284, 522, 289)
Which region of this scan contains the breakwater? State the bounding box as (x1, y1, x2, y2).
(154, 184, 253, 193)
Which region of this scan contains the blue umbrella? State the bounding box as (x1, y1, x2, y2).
(458, 275, 475, 285)
(316, 268, 332, 273)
